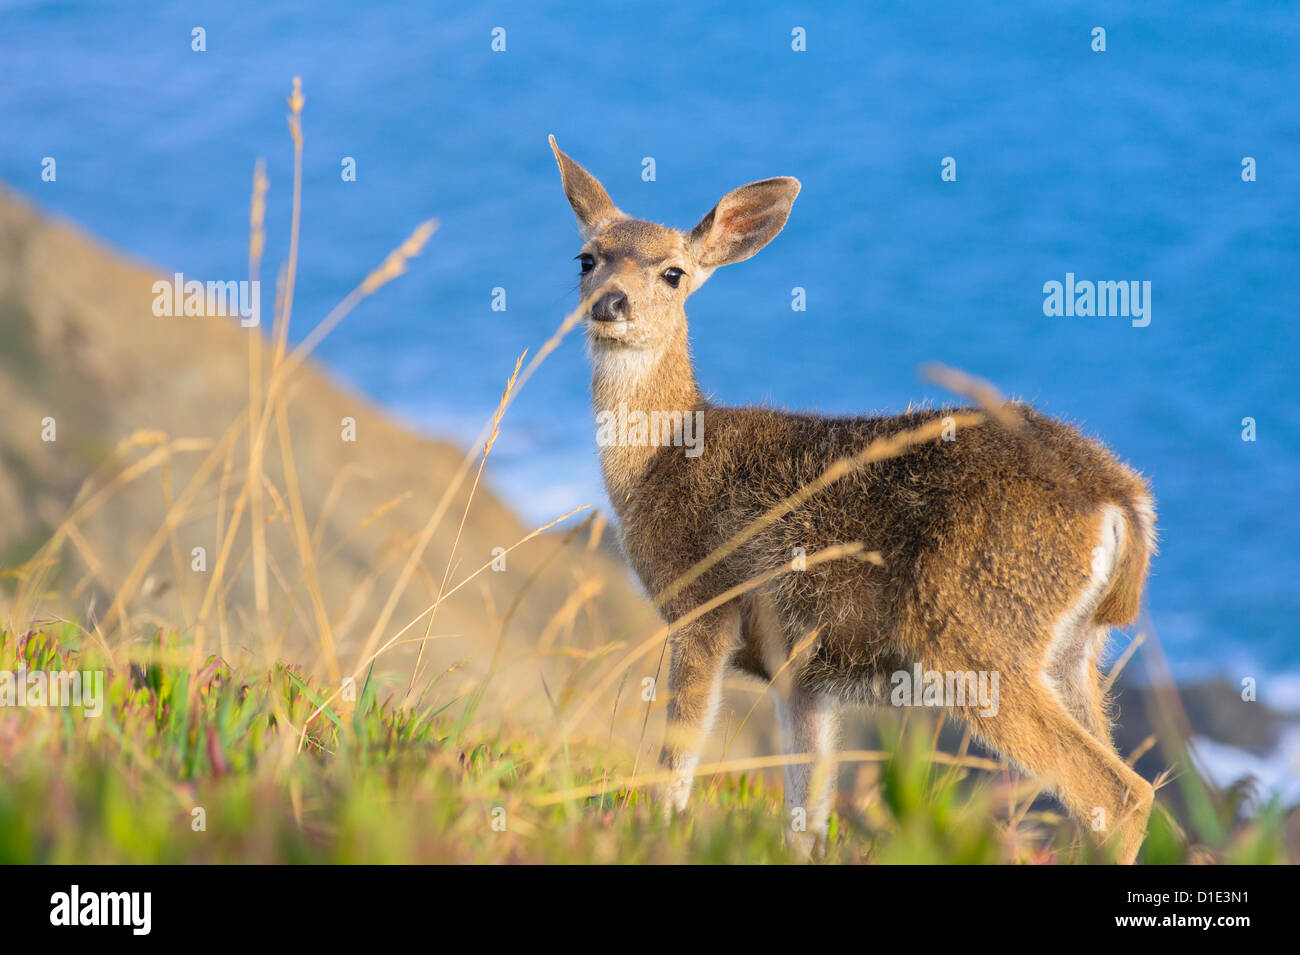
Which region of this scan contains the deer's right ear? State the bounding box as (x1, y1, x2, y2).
(549, 135, 619, 239)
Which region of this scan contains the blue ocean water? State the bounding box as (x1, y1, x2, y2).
(1, 1, 1296, 683)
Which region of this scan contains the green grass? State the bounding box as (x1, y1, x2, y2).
(0, 626, 1288, 864)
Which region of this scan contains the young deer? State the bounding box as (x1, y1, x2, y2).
(549, 136, 1157, 863)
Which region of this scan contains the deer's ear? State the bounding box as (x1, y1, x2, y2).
(549, 135, 620, 239)
(689, 177, 800, 269)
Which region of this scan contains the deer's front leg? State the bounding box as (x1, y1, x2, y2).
(658, 607, 739, 815)
(774, 685, 838, 856)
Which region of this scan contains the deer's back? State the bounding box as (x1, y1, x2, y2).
(616, 403, 1151, 693)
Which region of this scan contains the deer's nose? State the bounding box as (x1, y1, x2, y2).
(592, 290, 629, 322)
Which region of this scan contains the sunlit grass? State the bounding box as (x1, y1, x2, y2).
(0, 626, 1287, 864)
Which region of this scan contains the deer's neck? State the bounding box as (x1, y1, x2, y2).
(590, 332, 703, 515)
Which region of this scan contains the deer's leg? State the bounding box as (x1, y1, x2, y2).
(773, 684, 838, 856)
(1051, 626, 1114, 745)
(949, 668, 1152, 863)
(950, 505, 1151, 860)
(658, 606, 739, 815)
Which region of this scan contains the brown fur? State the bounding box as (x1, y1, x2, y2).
(549, 136, 1157, 862)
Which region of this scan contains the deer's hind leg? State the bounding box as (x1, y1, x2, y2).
(949, 672, 1152, 863)
(936, 505, 1152, 862)
(1043, 506, 1130, 746)
(1049, 623, 1114, 745)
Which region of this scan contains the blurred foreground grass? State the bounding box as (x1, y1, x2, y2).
(0, 625, 1288, 864)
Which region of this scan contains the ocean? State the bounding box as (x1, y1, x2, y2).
(1, 0, 1297, 687)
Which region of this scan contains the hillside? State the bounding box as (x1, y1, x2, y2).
(0, 184, 650, 713)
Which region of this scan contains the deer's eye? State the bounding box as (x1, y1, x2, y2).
(576, 253, 595, 275)
(662, 267, 685, 288)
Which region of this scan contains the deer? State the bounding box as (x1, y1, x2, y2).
(548, 135, 1157, 863)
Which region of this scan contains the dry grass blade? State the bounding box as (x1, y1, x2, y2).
(921, 362, 1024, 431)
(295, 504, 592, 750)
(1103, 631, 1145, 694)
(653, 411, 983, 609)
(340, 289, 599, 704)
(538, 542, 867, 769)
(99, 423, 245, 641)
(534, 748, 1003, 807)
(247, 157, 272, 650)
(407, 352, 527, 694)
(718, 625, 824, 759)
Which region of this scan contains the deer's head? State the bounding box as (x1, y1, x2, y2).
(549, 136, 800, 376)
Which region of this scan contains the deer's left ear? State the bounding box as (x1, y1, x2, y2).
(689, 177, 800, 269)
(549, 135, 621, 239)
